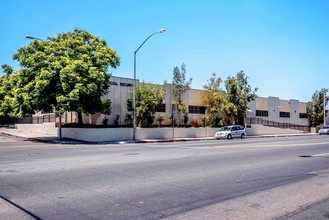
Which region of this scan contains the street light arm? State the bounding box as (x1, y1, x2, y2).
(135, 29, 165, 54)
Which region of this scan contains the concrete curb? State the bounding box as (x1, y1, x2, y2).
(136, 138, 215, 143)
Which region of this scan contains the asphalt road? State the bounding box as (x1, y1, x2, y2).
(1, 135, 329, 219)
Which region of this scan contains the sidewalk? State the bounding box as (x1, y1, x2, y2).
(0, 128, 85, 144)
(0, 127, 317, 144)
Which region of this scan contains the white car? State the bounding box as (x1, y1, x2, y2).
(215, 125, 246, 140)
(319, 126, 329, 135)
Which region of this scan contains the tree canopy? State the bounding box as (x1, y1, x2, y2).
(0, 65, 14, 118)
(307, 88, 328, 127)
(136, 82, 165, 127)
(171, 63, 192, 125)
(11, 28, 120, 123)
(221, 71, 257, 125)
(203, 72, 224, 127)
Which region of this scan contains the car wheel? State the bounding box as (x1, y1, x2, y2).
(227, 134, 232, 140)
(241, 133, 245, 139)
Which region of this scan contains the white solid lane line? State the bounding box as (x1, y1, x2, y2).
(311, 152, 329, 157)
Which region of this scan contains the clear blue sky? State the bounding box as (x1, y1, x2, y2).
(1, 0, 328, 102)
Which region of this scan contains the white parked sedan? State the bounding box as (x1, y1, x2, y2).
(319, 126, 329, 135)
(215, 125, 246, 140)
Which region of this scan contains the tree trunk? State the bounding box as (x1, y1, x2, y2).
(231, 117, 235, 125)
(237, 116, 245, 126)
(77, 112, 83, 125)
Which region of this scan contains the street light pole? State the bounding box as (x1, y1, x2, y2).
(133, 29, 165, 142)
(324, 90, 326, 126)
(25, 35, 62, 140)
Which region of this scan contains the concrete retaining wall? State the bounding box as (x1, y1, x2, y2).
(61, 125, 307, 142)
(15, 123, 57, 136)
(14, 123, 310, 142)
(62, 128, 132, 142)
(61, 127, 218, 142)
(246, 124, 306, 136)
(135, 128, 219, 140)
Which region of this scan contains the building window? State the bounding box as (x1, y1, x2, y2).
(256, 110, 268, 117)
(189, 106, 206, 114)
(155, 104, 166, 112)
(299, 113, 308, 118)
(280, 112, 290, 118)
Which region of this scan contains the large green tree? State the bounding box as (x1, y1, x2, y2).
(307, 88, 328, 127)
(136, 82, 165, 127)
(221, 71, 257, 125)
(0, 65, 15, 122)
(12, 28, 120, 124)
(203, 72, 224, 127)
(172, 63, 192, 125)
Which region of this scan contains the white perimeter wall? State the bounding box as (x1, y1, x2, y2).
(61, 127, 219, 142)
(246, 124, 306, 136)
(15, 123, 57, 136)
(61, 125, 308, 142)
(15, 123, 309, 142)
(62, 128, 132, 142)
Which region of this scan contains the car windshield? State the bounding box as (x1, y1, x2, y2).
(219, 126, 231, 131)
(322, 126, 329, 129)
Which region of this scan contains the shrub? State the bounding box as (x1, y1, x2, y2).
(167, 113, 172, 126)
(114, 115, 120, 126)
(156, 114, 165, 127)
(102, 117, 108, 125)
(191, 118, 199, 127)
(201, 115, 208, 127)
(183, 114, 189, 127)
(125, 114, 133, 126)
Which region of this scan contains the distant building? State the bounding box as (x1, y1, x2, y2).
(246, 97, 309, 131)
(78, 76, 309, 130)
(29, 75, 315, 130)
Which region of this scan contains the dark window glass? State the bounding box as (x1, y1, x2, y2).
(299, 113, 308, 118)
(189, 106, 206, 114)
(280, 112, 290, 118)
(155, 104, 166, 112)
(256, 110, 268, 117)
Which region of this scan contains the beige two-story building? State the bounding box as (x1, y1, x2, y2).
(77, 76, 310, 129)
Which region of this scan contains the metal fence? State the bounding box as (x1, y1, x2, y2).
(246, 117, 309, 132)
(12, 114, 56, 124)
(13, 117, 33, 124)
(32, 114, 56, 124)
(10, 112, 76, 125)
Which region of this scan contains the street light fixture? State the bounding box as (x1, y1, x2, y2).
(25, 35, 62, 140)
(133, 28, 166, 142)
